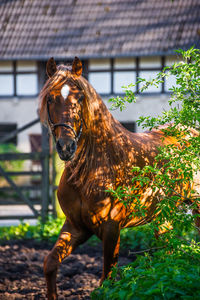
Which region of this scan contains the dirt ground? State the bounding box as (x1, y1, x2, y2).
(0, 239, 133, 299)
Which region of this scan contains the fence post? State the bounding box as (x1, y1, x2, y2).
(41, 125, 50, 222)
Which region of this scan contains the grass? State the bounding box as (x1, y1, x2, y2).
(0, 215, 154, 253)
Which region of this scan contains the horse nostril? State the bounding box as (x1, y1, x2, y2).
(56, 138, 76, 156)
(56, 139, 64, 153)
(67, 140, 77, 154)
(71, 140, 77, 153)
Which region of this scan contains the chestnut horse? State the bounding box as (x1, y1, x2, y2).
(39, 57, 199, 299)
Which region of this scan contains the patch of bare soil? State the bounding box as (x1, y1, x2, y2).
(0, 240, 132, 299)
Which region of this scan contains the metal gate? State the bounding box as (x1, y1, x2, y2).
(0, 118, 54, 223)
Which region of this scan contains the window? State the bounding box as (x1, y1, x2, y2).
(89, 72, 111, 94)
(165, 74, 177, 92)
(0, 123, 17, 144)
(139, 70, 162, 93)
(120, 122, 136, 133)
(165, 55, 182, 67)
(0, 61, 38, 97)
(88, 59, 111, 94)
(88, 55, 182, 96)
(0, 62, 13, 96)
(89, 59, 110, 70)
(113, 58, 136, 94)
(114, 58, 136, 69)
(138, 57, 162, 93)
(88, 58, 136, 95)
(114, 71, 136, 93)
(0, 74, 14, 96)
(164, 55, 181, 92)
(140, 56, 161, 68)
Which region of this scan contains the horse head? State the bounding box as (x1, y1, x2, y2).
(42, 57, 85, 161)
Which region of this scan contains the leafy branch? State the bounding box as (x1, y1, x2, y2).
(108, 47, 200, 249)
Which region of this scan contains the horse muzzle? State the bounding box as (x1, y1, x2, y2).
(56, 138, 77, 161)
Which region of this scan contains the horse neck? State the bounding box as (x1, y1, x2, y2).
(77, 86, 131, 170)
(82, 87, 121, 147)
(66, 84, 134, 196)
(90, 97, 116, 137)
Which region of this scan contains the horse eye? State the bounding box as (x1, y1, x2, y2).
(78, 95, 84, 103)
(47, 95, 53, 103)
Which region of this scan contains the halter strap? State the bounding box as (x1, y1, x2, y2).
(47, 100, 83, 142)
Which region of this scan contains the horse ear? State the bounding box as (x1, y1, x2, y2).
(46, 57, 57, 78)
(72, 57, 82, 77)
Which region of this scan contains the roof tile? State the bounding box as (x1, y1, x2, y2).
(0, 0, 199, 59)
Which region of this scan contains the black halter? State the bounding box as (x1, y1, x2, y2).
(46, 99, 83, 142)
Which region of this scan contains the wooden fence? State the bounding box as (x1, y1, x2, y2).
(0, 118, 55, 223)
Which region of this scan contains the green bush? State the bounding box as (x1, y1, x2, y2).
(92, 47, 200, 300)
(87, 225, 154, 249)
(0, 215, 155, 249)
(120, 225, 154, 251)
(0, 143, 24, 172)
(92, 244, 200, 300)
(0, 215, 65, 243)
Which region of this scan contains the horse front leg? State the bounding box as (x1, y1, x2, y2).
(44, 221, 91, 300)
(100, 220, 120, 285)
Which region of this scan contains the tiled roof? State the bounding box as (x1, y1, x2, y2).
(0, 0, 199, 60)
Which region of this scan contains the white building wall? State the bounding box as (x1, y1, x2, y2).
(0, 98, 41, 152)
(104, 94, 170, 132)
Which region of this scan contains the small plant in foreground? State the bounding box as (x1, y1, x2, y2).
(92, 244, 200, 300)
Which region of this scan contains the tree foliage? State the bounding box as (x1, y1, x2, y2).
(92, 48, 200, 299)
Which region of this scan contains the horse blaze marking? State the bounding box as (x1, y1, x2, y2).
(61, 84, 70, 99)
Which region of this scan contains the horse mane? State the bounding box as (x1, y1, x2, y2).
(39, 65, 136, 199)
(67, 78, 133, 199)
